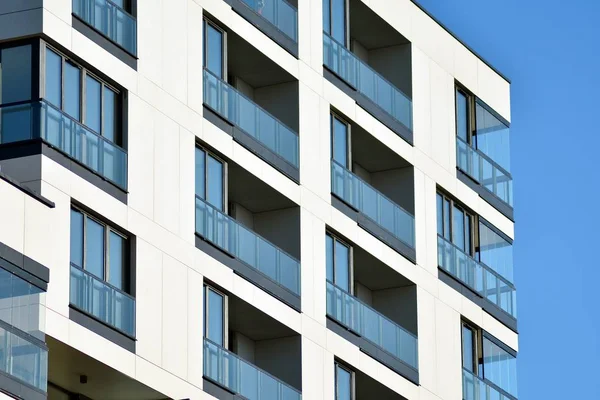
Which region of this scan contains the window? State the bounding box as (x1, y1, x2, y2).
(70, 207, 129, 292)
(0, 44, 33, 144)
(436, 192, 474, 256)
(323, 0, 347, 45)
(43, 46, 122, 146)
(204, 285, 227, 347)
(331, 113, 349, 167)
(195, 147, 226, 212)
(326, 233, 352, 293)
(203, 19, 225, 79)
(335, 362, 353, 400)
(461, 321, 518, 398)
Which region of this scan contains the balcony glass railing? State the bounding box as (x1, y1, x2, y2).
(195, 196, 301, 296)
(0, 101, 128, 189)
(72, 0, 137, 55)
(0, 323, 48, 392)
(331, 160, 415, 249)
(463, 369, 516, 400)
(437, 236, 516, 318)
(238, 0, 297, 42)
(203, 69, 299, 169)
(323, 34, 413, 132)
(70, 264, 136, 337)
(204, 338, 301, 400)
(456, 137, 513, 207)
(326, 281, 418, 370)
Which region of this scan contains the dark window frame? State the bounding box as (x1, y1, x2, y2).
(323, 0, 350, 48)
(326, 231, 354, 294)
(195, 144, 228, 213)
(334, 360, 355, 400)
(330, 111, 352, 168)
(203, 16, 227, 80)
(437, 190, 476, 257)
(203, 283, 229, 348)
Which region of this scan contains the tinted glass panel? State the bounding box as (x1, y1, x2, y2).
(334, 240, 350, 291)
(206, 288, 224, 346)
(336, 365, 351, 400)
(483, 337, 518, 397)
(443, 199, 450, 240)
(86, 218, 105, 279)
(0, 45, 32, 104)
(323, 0, 330, 35)
(64, 62, 81, 120)
(85, 75, 102, 133)
(436, 194, 443, 236)
(462, 325, 475, 372)
(103, 86, 118, 143)
(332, 116, 347, 166)
(109, 231, 125, 290)
(326, 235, 334, 282)
(475, 102, 511, 171)
(331, 0, 346, 44)
(206, 23, 223, 79)
(195, 148, 206, 199)
(207, 154, 223, 211)
(45, 49, 62, 107)
(456, 90, 468, 141)
(452, 206, 465, 251)
(478, 222, 514, 282)
(70, 210, 84, 267)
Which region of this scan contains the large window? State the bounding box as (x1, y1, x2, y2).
(323, 0, 347, 45)
(204, 285, 227, 347)
(44, 46, 122, 146)
(437, 192, 474, 256)
(70, 207, 129, 292)
(326, 233, 351, 293)
(331, 113, 349, 167)
(335, 362, 353, 400)
(195, 147, 226, 212)
(203, 18, 225, 79)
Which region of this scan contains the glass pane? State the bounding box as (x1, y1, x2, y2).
(206, 288, 224, 346)
(475, 102, 510, 171)
(64, 62, 81, 120)
(109, 231, 125, 290)
(45, 49, 62, 107)
(478, 222, 513, 282)
(462, 326, 475, 372)
(195, 148, 206, 199)
(456, 90, 469, 141)
(103, 86, 118, 143)
(323, 0, 330, 35)
(85, 75, 102, 133)
(336, 365, 351, 400)
(331, 0, 346, 44)
(483, 337, 518, 397)
(85, 217, 105, 279)
(436, 193, 443, 236)
(207, 154, 224, 211)
(443, 199, 450, 240)
(334, 240, 350, 292)
(332, 116, 347, 166)
(70, 209, 84, 267)
(326, 235, 334, 282)
(206, 23, 223, 79)
(452, 206, 465, 251)
(0, 45, 32, 104)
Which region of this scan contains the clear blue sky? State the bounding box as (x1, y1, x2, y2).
(415, 0, 600, 398)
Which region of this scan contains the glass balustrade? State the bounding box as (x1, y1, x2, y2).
(195, 196, 301, 295)
(72, 0, 137, 55)
(463, 368, 516, 400)
(323, 34, 413, 131)
(326, 281, 418, 370)
(70, 264, 136, 337)
(0, 324, 48, 392)
(331, 160, 415, 249)
(437, 236, 517, 318)
(204, 338, 301, 400)
(238, 0, 297, 42)
(203, 69, 299, 168)
(456, 137, 513, 207)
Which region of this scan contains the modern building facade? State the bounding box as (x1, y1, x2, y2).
(0, 0, 517, 399)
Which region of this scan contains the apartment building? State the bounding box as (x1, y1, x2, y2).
(0, 0, 517, 399)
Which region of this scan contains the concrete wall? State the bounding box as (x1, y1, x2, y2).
(255, 335, 302, 391)
(253, 207, 301, 260)
(372, 286, 418, 336)
(254, 81, 300, 132)
(371, 167, 415, 214)
(369, 44, 412, 99)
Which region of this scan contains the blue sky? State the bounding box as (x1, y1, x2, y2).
(415, 0, 600, 398)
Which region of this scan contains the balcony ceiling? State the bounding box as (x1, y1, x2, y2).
(229, 295, 297, 340)
(350, 0, 410, 50)
(351, 122, 411, 172)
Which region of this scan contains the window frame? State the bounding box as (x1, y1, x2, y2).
(41, 43, 123, 146)
(323, 0, 350, 48)
(334, 360, 355, 400)
(437, 191, 476, 257)
(70, 205, 130, 293)
(195, 145, 228, 213)
(203, 284, 229, 348)
(203, 17, 227, 80)
(461, 320, 481, 374)
(330, 111, 352, 168)
(326, 232, 354, 294)
(455, 84, 477, 147)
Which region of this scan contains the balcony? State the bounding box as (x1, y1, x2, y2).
(72, 0, 137, 56)
(195, 196, 301, 297)
(0, 100, 128, 190)
(203, 68, 299, 180)
(326, 281, 418, 375)
(331, 160, 415, 259)
(463, 368, 517, 400)
(224, 0, 298, 55)
(456, 137, 513, 211)
(0, 322, 48, 393)
(204, 338, 301, 400)
(437, 236, 516, 320)
(69, 264, 136, 338)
